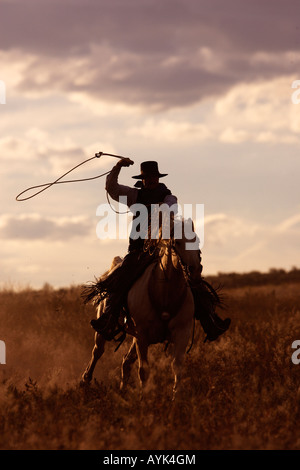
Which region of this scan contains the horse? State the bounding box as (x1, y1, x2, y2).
(81, 217, 202, 399)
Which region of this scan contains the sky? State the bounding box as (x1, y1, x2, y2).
(0, 0, 299, 288)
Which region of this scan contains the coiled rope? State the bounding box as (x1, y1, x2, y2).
(15, 151, 131, 213)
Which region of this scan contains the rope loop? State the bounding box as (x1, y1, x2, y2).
(15, 151, 131, 204)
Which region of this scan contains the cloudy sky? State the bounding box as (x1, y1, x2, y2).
(0, 0, 299, 288)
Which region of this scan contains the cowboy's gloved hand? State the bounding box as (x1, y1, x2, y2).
(116, 158, 134, 168)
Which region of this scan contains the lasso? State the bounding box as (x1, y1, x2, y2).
(15, 151, 130, 202)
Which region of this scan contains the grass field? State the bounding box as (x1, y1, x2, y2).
(0, 269, 300, 450)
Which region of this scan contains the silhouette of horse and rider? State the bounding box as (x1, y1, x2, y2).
(82, 158, 230, 396)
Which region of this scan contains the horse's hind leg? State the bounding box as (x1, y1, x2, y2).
(120, 338, 137, 391)
(171, 349, 184, 400)
(170, 324, 192, 400)
(135, 336, 150, 398)
(81, 332, 106, 384)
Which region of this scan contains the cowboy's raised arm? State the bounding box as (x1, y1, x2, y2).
(105, 158, 137, 207)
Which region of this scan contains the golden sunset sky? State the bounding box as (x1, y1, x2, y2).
(1, 0, 299, 287)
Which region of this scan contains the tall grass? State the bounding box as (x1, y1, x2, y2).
(0, 271, 300, 449)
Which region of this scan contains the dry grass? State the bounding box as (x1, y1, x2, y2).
(0, 270, 300, 450)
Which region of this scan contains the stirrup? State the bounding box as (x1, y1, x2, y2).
(113, 330, 127, 352)
(90, 314, 118, 340)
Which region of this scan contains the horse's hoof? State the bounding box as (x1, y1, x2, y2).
(80, 374, 91, 386)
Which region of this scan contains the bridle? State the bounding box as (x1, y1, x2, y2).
(143, 234, 193, 285)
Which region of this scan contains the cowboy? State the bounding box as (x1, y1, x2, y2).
(90, 158, 230, 342)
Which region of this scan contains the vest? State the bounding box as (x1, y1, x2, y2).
(129, 183, 172, 251)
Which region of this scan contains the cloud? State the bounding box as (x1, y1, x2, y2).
(215, 76, 300, 141)
(204, 213, 260, 248)
(200, 211, 300, 274)
(121, 75, 300, 145)
(209, 76, 300, 144)
(1, 210, 299, 287)
(127, 119, 212, 142)
(0, 128, 116, 180)
(219, 128, 251, 144)
(0, 131, 84, 165)
(1, 0, 299, 109)
(0, 214, 93, 240)
(277, 213, 300, 233)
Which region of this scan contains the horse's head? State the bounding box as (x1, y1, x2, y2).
(144, 215, 202, 280)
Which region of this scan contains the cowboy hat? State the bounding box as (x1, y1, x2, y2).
(132, 161, 168, 179)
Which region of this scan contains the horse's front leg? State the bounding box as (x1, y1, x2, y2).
(170, 318, 193, 400)
(171, 350, 184, 401)
(120, 338, 138, 391)
(81, 332, 106, 384)
(135, 336, 150, 400)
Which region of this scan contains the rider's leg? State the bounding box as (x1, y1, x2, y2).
(90, 251, 139, 334)
(90, 249, 155, 336)
(190, 283, 231, 342)
(187, 255, 230, 341)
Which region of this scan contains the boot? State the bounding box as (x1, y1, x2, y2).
(90, 295, 124, 341)
(191, 286, 231, 342)
(90, 250, 155, 340)
(203, 312, 231, 342)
